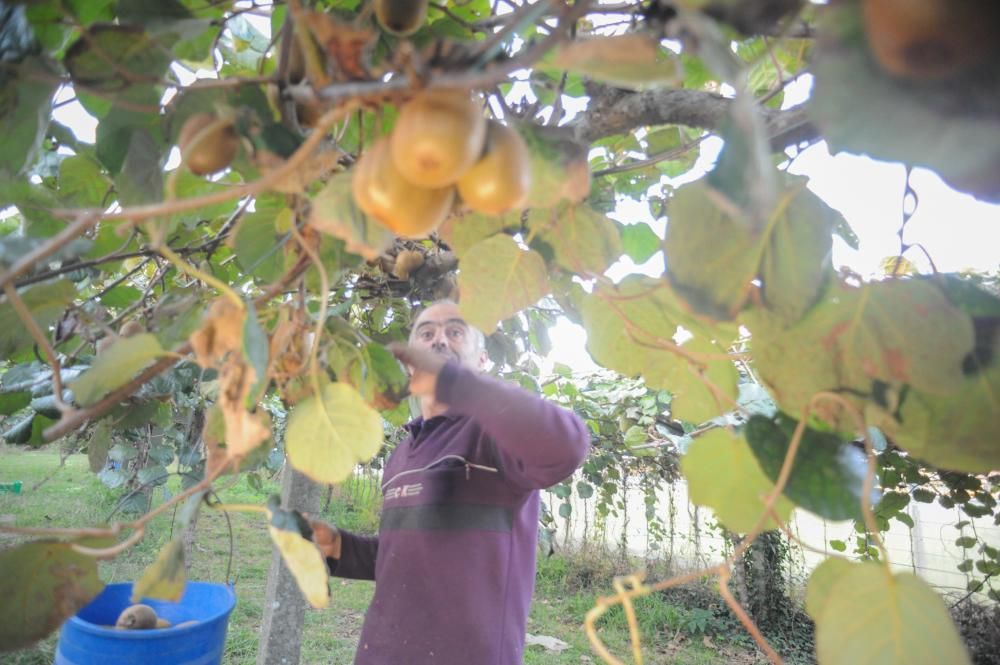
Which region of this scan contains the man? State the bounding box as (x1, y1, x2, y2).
(309, 300, 590, 664)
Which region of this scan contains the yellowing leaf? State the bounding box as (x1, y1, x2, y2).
(872, 362, 1000, 474)
(438, 211, 514, 258)
(574, 277, 738, 423)
(458, 235, 550, 333)
(217, 358, 271, 464)
(267, 525, 330, 609)
(814, 562, 971, 665)
(680, 429, 793, 533)
(0, 540, 104, 652)
(533, 205, 623, 277)
(189, 297, 246, 369)
(546, 34, 681, 90)
(805, 557, 854, 621)
(132, 537, 185, 602)
(70, 333, 165, 406)
(746, 279, 974, 431)
(309, 171, 394, 261)
(285, 381, 383, 484)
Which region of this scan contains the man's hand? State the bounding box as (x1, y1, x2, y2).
(388, 343, 447, 398)
(307, 517, 342, 560)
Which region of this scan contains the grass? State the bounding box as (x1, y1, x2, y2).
(0, 447, 770, 664)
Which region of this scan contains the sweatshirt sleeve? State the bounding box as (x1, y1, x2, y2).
(435, 361, 590, 490)
(326, 530, 378, 581)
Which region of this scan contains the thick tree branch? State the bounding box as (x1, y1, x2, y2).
(572, 86, 818, 152)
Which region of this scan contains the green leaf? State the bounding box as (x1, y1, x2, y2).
(457, 235, 550, 333)
(439, 211, 515, 258)
(64, 24, 171, 94)
(233, 204, 291, 282)
(519, 124, 590, 210)
(876, 361, 1000, 474)
(285, 381, 383, 484)
(0, 281, 75, 359)
(308, 172, 394, 262)
(534, 205, 622, 276)
(115, 128, 163, 206)
(57, 155, 111, 208)
(99, 285, 143, 309)
(137, 464, 169, 487)
(745, 414, 872, 521)
(805, 557, 853, 620)
(665, 177, 836, 321)
(620, 222, 661, 264)
(242, 303, 269, 403)
(577, 481, 594, 499)
(810, 3, 1000, 203)
(813, 562, 971, 665)
(70, 333, 165, 407)
(829, 539, 847, 552)
(746, 279, 974, 431)
(132, 537, 185, 602)
(0, 57, 59, 177)
(681, 429, 794, 533)
(0, 540, 104, 652)
(558, 502, 572, 519)
(0, 392, 31, 416)
(574, 276, 738, 424)
(542, 34, 681, 90)
(87, 420, 112, 472)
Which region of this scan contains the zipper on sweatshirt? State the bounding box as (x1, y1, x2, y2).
(381, 454, 498, 491)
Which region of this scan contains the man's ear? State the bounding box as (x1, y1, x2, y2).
(477, 349, 488, 370)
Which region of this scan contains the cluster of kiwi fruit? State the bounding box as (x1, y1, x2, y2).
(352, 89, 531, 238)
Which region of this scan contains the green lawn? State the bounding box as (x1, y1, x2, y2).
(0, 447, 766, 664)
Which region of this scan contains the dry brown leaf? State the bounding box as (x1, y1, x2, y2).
(189, 298, 246, 369)
(218, 357, 271, 460)
(302, 9, 374, 82)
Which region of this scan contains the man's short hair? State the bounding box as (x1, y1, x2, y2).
(409, 299, 486, 352)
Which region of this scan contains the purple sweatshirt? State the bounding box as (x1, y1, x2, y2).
(328, 361, 590, 665)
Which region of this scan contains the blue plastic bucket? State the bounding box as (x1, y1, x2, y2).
(55, 581, 236, 665)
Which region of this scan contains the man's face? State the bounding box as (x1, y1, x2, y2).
(410, 302, 485, 371)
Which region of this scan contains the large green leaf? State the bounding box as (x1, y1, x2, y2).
(285, 381, 383, 484)
(64, 24, 171, 93)
(0, 57, 59, 177)
(438, 211, 514, 258)
(619, 222, 661, 265)
(458, 234, 550, 333)
(534, 204, 623, 277)
(746, 279, 974, 431)
(309, 172, 394, 262)
(745, 414, 873, 521)
(665, 177, 837, 322)
(0, 281, 75, 359)
(58, 155, 112, 207)
(813, 562, 971, 665)
(70, 333, 165, 407)
(233, 202, 291, 283)
(810, 3, 1000, 203)
(115, 128, 163, 206)
(804, 557, 853, 621)
(574, 276, 738, 423)
(873, 362, 1000, 474)
(681, 429, 794, 533)
(0, 540, 104, 652)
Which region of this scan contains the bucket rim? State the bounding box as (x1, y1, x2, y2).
(65, 581, 236, 638)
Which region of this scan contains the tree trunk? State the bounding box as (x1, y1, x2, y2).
(256, 463, 324, 665)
